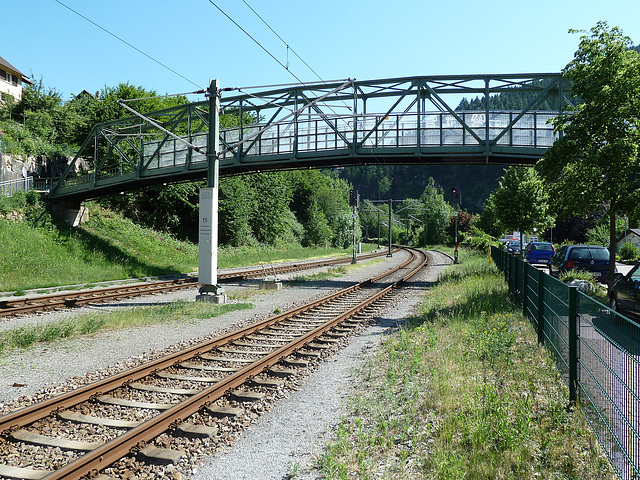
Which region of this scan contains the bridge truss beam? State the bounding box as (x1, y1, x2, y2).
(47, 73, 571, 200)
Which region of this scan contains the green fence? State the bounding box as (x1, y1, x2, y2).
(491, 246, 640, 480)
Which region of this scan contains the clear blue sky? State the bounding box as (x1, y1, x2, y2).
(4, 0, 640, 102)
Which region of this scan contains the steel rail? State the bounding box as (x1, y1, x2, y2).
(47, 262, 412, 480)
(0, 249, 395, 318)
(0, 247, 426, 480)
(0, 248, 413, 433)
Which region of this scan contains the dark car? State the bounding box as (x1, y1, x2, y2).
(550, 245, 612, 282)
(524, 242, 556, 265)
(504, 240, 521, 255)
(610, 263, 640, 321)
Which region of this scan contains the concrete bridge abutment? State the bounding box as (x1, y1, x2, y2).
(50, 199, 89, 227)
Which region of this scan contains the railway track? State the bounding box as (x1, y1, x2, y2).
(0, 249, 393, 319)
(0, 247, 427, 480)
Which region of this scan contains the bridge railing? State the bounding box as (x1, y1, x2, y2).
(493, 246, 640, 480)
(137, 110, 559, 169)
(0, 177, 33, 197)
(51, 109, 560, 195)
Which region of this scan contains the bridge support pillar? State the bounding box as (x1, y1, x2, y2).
(50, 200, 89, 227)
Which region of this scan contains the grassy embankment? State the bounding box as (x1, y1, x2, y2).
(0, 202, 375, 354)
(0, 202, 374, 293)
(318, 247, 615, 480)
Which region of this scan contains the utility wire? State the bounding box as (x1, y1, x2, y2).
(206, 0, 305, 85)
(241, 0, 352, 113)
(241, 0, 324, 83)
(53, 0, 203, 90)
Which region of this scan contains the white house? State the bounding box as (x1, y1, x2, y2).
(616, 228, 640, 253)
(0, 55, 32, 101)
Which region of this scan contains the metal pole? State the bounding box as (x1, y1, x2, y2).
(377, 212, 381, 249)
(197, 79, 224, 300)
(352, 205, 357, 264)
(454, 207, 459, 264)
(568, 286, 578, 404)
(387, 198, 393, 257)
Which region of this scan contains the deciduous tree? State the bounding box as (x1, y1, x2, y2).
(491, 166, 554, 247)
(538, 22, 640, 286)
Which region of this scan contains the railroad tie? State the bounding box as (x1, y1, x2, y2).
(249, 377, 285, 388)
(0, 464, 49, 480)
(266, 366, 297, 377)
(58, 409, 142, 428)
(137, 445, 185, 466)
(96, 394, 173, 410)
(305, 342, 332, 350)
(128, 382, 200, 395)
(198, 353, 254, 363)
(10, 428, 104, 451)
(230, 389, 265, 403)
(281, 357, 309, 368)
(179, 362, 239, 373)
(155, 371, 218, 383)
(294, 350, 322, 358)
(174, 422, 218, 439)
(206, 405, 244, 418)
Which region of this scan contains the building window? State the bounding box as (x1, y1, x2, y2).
(11, 74, 17, 86)
(0, 69, 6, 82)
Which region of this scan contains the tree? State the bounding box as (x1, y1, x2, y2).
(419, 178, 453, 244)
(491, 166, 554, 247)
(538, 22, 640, 286)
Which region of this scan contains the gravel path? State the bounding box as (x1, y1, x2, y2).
(0, 249, 452, 479)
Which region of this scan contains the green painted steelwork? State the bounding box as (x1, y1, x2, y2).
(47, 73, 571, 200)
(493, 246, 640, 480)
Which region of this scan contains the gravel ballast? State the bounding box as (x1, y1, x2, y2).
(0, 250, 452, 479)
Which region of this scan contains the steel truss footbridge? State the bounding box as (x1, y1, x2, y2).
(47, 73, 571, 200)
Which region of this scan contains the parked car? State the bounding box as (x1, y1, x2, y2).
(504, 240, 521, 255)
(550, 245, 612, 282)
(610, 263, 640, 321)
(524, 242, 556, 265)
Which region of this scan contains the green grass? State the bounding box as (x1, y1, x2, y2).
(0, 300, 253, 355)
(217, 244, 378, 269)
(0, 201, 379, 292)
(318, 247, 615, 480)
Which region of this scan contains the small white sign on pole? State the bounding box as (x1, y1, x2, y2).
(198, 187, 218, 286)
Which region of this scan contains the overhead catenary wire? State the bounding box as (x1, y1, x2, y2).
(53, 0, 203, 90)
(241, 0, 325, 83)
(205, 0, 352, 121)
(205, 0, 305, 86)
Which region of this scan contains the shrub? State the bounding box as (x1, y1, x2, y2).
(619, 241, 638, 261)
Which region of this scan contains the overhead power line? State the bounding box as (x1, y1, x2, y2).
(206, 0, 305, 85)
(241, 0, 324, 83)
(53, 0, 203, 90)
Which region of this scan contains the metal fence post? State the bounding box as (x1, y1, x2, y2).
(536, 267, 545, 345)
(522, 261, 528, 314)
(568, 285, 578, 404)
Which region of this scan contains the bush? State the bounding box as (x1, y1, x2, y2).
(463, 226, 494, 253)
(619, 241, 638, 261)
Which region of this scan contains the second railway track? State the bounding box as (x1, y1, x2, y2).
(0, 247, 427, 480)
(0, 249, 395, 319)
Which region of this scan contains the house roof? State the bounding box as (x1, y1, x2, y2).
(617, 228, 640, 243)
(0, 55, 33, 85)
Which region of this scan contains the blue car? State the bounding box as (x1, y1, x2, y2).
(524, 242, 556, 265)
